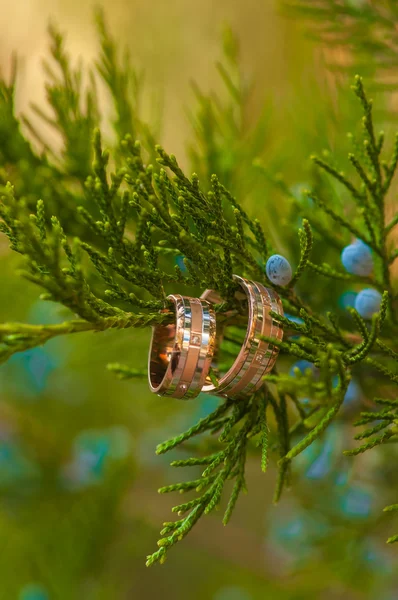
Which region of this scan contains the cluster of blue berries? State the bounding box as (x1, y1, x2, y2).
(265, 237, 381, 320)
(341, 239, 381, 319)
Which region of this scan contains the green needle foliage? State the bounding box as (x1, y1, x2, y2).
(283, 0, 398, 93)
(188, 26, 272, 198)
(0, 14, 397, 566)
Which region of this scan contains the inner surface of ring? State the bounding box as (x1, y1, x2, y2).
(203, 284, 250, 389)
(149, 322, 178, 387)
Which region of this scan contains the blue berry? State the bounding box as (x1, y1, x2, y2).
(19, 585, 49, 600)
(290, 182, 310, 202)
(284, 313, 304, 340)
(355, 288, 382, 319)
(265, 254, 292, 286)
(305, 444, 333, 480)
(341, 239, 373, 276)
(175, 255, 187, 273)
(289, 360, 314, 376)
(339, 486, 372, 518)
(338, 290, 357, 309)
(285, 313, 304, 325)
(343, 379, 361, 408)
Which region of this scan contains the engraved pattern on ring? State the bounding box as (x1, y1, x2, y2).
(230, 282, 273, 397)
(200, 275, 284, 399)
(224, 281, 273, 398)
(219, 279, 264, 396)
(201, 275, 257, 394)
(148, 295, 216, 399)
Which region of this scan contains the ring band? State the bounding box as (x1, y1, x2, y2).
(148, 295, 216, 399)
(201, 275, 283, 399)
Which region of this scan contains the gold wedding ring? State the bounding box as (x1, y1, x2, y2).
(201, 275, 283, 399)
(148, 295, 216, 399)
(148, 276, 283, 400)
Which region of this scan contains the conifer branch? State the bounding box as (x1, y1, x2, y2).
(0, 19, 396, 566)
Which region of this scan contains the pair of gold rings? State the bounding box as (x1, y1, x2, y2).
(148, 275, 284, 401)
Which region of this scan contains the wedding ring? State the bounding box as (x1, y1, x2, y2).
(148, 295, 216, 399)
(201, 275, 283, 399)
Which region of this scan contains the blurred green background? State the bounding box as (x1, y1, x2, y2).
(0, 1, 397, 599)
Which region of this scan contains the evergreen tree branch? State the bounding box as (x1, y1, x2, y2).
(0, 20, 396, 566)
